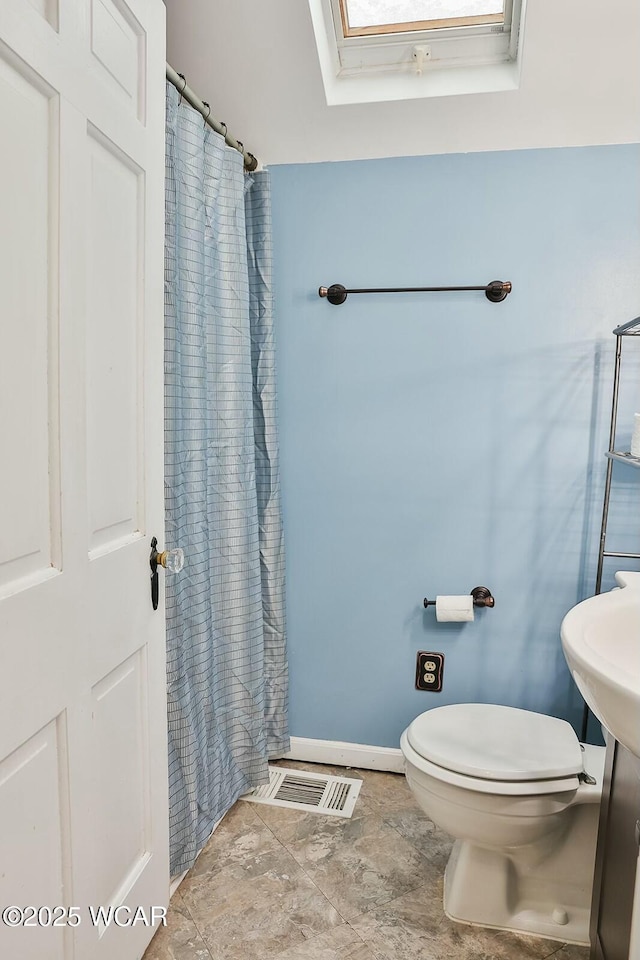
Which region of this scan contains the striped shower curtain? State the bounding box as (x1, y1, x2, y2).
(164, 83, 289, 877)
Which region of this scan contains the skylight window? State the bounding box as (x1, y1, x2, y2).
(308, 0, 526, 104)
(341, 0, 505, 37)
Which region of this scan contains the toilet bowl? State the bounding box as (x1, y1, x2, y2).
(400, 703, 605, 945)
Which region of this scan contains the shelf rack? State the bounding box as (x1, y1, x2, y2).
(581, 315, 640, 740)
(605, 451, 640, 468)
(595, 315, 640, 594)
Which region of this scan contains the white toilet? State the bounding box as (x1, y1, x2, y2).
(400, 703, 605, 945)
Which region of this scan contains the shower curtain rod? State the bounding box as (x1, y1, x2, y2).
(166, 64, 258, 172)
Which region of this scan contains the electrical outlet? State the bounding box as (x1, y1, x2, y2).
(415, 652, 444, 692)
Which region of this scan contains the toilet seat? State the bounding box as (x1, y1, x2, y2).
(401, 732, 580, 796)
(403, 703, 584, 796)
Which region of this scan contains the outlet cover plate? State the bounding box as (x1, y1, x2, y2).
(415, 652, 445, 692)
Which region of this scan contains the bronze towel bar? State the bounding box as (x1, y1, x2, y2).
(318, 280, 512, 305)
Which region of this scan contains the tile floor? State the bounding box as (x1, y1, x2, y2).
(144, 762, 590, 960)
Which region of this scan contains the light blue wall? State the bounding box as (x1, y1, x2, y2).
(269, 145, 640, 749)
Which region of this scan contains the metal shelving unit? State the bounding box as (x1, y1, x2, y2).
(581, 315, 640, 740)
(595, 315, 640, 593)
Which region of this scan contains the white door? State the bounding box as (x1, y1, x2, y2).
(0, 2, 168, 959)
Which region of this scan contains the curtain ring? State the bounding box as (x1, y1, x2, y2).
(236, 140, 244, 158)
(202, 101, 211, 126)
(177, 73, 187, 104)
(219, 121, 227, 139)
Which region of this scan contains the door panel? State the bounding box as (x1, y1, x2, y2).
(26, 0, 58, 29)
(86, 128, 142, 556)
(0, 2, 167, 958)
(91, 649, 151, 909)
(0, 52, 60, 593)
(0, 717, 71, 960)
(90, 0, 145, 120)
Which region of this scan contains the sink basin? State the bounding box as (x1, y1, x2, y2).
(561, 571, 640, 757)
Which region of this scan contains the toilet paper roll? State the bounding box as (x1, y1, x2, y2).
(630, 413, 640, 458)
(435, 595, 474, 622)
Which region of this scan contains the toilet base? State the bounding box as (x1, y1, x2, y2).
(444, 834, 593, 945)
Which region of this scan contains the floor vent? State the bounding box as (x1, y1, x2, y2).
(241, 766, 362, 818)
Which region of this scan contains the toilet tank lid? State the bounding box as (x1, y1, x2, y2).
(406, 704, 584, 781)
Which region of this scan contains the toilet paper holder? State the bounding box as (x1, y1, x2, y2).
(423, 587, 495, 609)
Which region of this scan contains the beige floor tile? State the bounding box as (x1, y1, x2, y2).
(349, 883, 580, 960)
(155, 783, 592, 960)
(381, 807, 454, 872)
(353, 769, 414, 816)
(271, 923, 375, 960)
(252, 802, 319, 845)
(546, 946, 590, 960)
(187, 800, 284, 884)
(274, 810, 433, 920)
(143, 893, 212, 960)
(181, 844, 343, 960)
(441, 921, 575, 960)
(348, 876, 446, 950)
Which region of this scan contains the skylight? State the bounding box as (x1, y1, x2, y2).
(308, 0, 526, 105)
(341, 0, 505, 36)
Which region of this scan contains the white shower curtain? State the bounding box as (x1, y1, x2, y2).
(164, 82, 289, 876)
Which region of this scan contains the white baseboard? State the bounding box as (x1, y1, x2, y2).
(283, 736, 405, 774)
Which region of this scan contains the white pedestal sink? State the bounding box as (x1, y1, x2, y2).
(561, 571, 640, 759)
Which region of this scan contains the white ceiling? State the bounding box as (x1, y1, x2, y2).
(164, 0, 640, 166)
